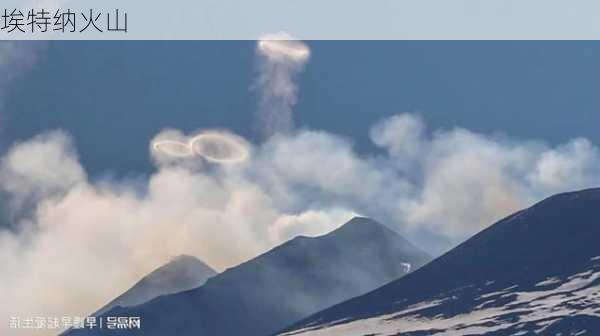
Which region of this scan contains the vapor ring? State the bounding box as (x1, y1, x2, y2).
(152, 140, 194, 157)
(189, 133, 249, 163)
(257, 39, 310, 62)
(152, 131, 250, 164)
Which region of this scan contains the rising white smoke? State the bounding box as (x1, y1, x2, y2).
(0, 130, 357, 335)
(2, 114, 600, 335)
(255, 33, 310, 137)
(2, 38, 600, 336)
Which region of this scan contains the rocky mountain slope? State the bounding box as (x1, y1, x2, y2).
(278, 189, 600, 336)
(66, 217, 430, 336)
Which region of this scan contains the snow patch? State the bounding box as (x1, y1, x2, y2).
(280, 267, 600, 336)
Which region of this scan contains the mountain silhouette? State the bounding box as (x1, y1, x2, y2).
(65, 217, 430, 336)
(94, 255, 217, 316)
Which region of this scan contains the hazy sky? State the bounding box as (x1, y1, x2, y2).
(5, 41, 600, 178)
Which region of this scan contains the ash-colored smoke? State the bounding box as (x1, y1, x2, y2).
(254, 33, 310, 137)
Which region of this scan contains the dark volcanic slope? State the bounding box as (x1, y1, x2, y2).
(278, 188, 600, 336)
(66, 217, 430, 336)
(95, 255, 217, 315)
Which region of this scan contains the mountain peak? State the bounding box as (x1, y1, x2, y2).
(94, 255, 217, 316)
(326, 216, 397, 238)
(155, 254, 215, 279)
(278, 216, 427, 267)
(278, 188, 600, 336)
(171, 254, 201, 262)
(338, 216, 379, 229)
(79, 218, 431, 336)
(346, 215, 374, 223)
(285, 217, 383, 245)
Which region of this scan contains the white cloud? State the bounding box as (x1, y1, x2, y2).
(371, 113, 425, 161)
(0, 130, 85, 209)
(0, 131, 353, 335)
(2, 36, 600, 335)
(528, 138, 600, 193)
(2, 112, 600, 334)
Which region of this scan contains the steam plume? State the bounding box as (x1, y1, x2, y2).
(2, 38, 600, 336)
(2, 115, 600, 335)
(255, 33, 310, 137)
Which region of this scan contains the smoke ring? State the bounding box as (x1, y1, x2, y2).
(257, 39, 310, 62)
(190, 132, 249, 163)
(152, 131, 250, 164)
(152, 140, 194, 157)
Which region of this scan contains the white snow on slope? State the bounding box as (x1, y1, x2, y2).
(281, 264, 600, 336)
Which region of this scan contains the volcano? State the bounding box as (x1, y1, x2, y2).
(278, 189, 600, 336)
(66, 217, 430, 336)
